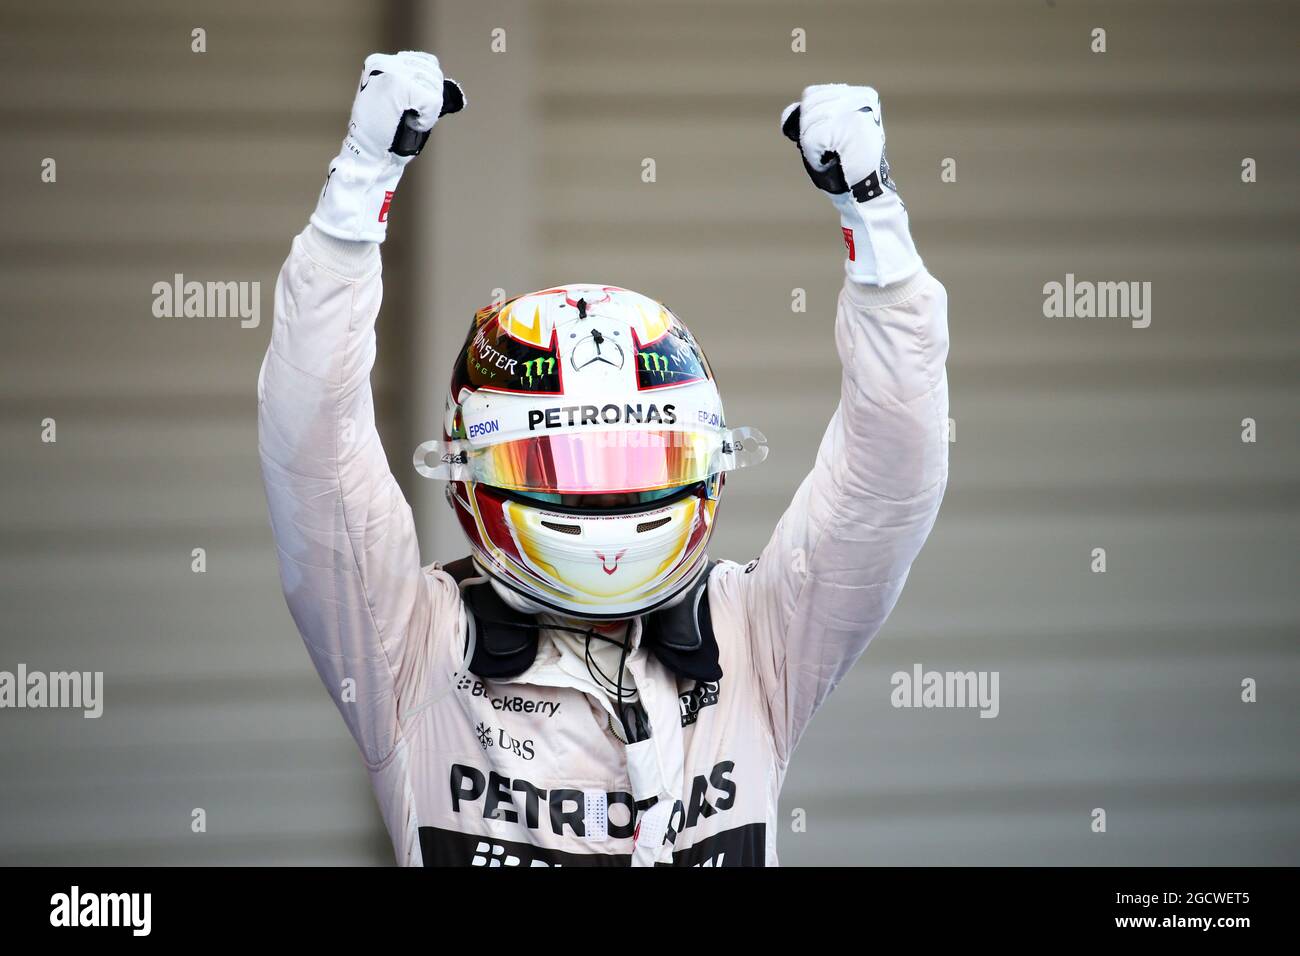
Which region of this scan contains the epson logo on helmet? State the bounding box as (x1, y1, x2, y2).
(527, 403, 678, 431)
(467, 418, 500, 439)
(696, 409, 723, 428)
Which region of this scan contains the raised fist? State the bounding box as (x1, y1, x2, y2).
(312, 51, 465, 243)
(343, 51, 465, 163)
(780, 84, 919, 286)
(781, 84, 892, 203)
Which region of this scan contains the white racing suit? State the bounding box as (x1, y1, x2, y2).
(258, 224, 949, 866)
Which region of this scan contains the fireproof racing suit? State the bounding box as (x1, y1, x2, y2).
(258, 98, 949, 869)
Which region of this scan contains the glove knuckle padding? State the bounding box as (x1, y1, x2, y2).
(313, 50, 463, 242)
(779, 81, 920, 285)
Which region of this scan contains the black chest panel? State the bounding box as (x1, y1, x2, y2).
(442, 557, 722, 683)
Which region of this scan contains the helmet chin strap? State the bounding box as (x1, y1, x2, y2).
(486, 578, 645, 737)
(486, 570, 696, 621)
(487, 578, 549, 616)
(487, 576, 636, 621)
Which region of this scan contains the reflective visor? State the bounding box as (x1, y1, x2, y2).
(469, 429, 719, 494)
(414, 426, 768, 493)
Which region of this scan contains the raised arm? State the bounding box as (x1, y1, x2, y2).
(743, 85, 950, 761)
(257, 52, 464, 765)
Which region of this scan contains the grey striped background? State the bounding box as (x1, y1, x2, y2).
(1, 0, 1296, 865)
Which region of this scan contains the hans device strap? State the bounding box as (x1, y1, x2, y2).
(442, 557, 722, 683)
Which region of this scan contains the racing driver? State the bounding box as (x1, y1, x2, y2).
(258, 51, 949, 866)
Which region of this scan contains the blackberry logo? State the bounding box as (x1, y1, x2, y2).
(418, 821, 765, 867)
(471, 841, 557, 867)
(456, 677, 562, 717)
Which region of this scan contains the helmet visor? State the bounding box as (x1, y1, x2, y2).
(415, 426, 767, 494)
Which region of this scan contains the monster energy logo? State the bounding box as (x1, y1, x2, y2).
(522, 357, 556, 382)
(639, 353, 670, 375)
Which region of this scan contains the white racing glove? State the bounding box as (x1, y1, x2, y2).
(782, 84, 921, 286)
(311, 51, 466, 243)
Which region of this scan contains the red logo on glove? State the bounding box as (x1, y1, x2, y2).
(841, 226, 856, 261)
(378, 190, 395, 223)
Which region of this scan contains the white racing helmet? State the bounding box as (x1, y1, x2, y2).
(415, 284, 767, 619)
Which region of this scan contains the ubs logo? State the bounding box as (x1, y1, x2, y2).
(498, 730, 536, 760)
(475, 722, 536, 760)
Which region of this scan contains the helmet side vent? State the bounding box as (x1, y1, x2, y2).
(636, 516, 672, 533)
(540, 520, 582, 535)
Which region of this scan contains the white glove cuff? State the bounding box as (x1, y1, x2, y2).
(832, 191, 923, 287)
(310, 152, 411, 244)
